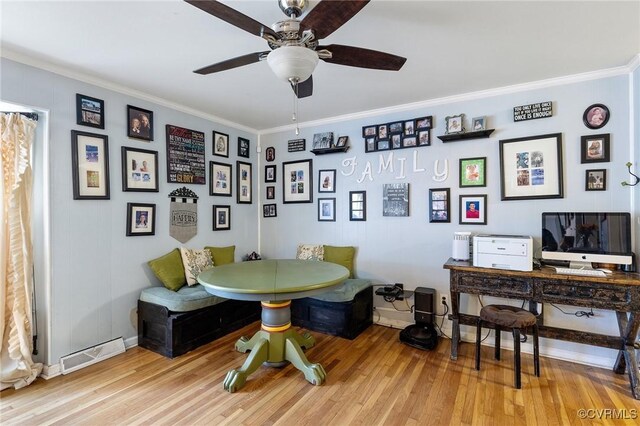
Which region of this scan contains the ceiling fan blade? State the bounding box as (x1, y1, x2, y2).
(291, 76, 313, 98)
(184, 0, 278, 40)
(194, 51, 269, 75)
(300, 0, 370, 40)
(318, 44, 406, 71)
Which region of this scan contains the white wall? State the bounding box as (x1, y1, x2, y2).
(259, 72, 635, 367)
(1, 58, 259, 364)
(634, 63, 640, 254)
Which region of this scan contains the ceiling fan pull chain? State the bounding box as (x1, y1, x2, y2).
(291, 78, 300, 135)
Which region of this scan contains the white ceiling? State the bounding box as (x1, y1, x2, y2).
(2, 1, 639, 132)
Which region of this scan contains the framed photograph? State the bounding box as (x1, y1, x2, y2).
(581, 134, 610, 163)
(445, 114, 465, 134)
(318, 198, 336, 222)
(383, 183, 409, 217)
(212, 205, 231, 231)
(71, 130, 110, 200)
(312, 132, 334, 150)
(336, 136, 349, 147)
(209, 161, 232, 196)
(166, 125, 205, 184)
(429, 188, 450, 223)
(378, 139, 390, 150)
(391, 134, 402, 149)
(127, 105, 153, 141)
(121, 146, 159, 192)
(318, 169, 336, 193)
(402, 136, 416, 148)
(378, 124, 388, 139)
(236, 161, 252, 204)
(263, 204, 277, 218)
(459, 157, 486, 187)
(583, 103, 610, 130)
(417, 130, 430, 146)
(459, 194, 487, 225)
(585, 169, 607, 191)
(266, 146, 276, 162)
(349, 191, 366, 221)
(472, 116, 486, 131)
(499, 133, 563, 201)
(76, 93, 104, 129)
(266, 185, 275, 200)
(126, 203, 155, 236)
(238, 137, 250, 158)
(213, 131, 229, 157)
(283, 159, 313, 204)
(416, 116, 432, 129)
(389, 122, 403, 133)
(403, 120, 415, 136)
(365, 137, 376, 152)
(265, 164, 276, 182)
(362, 125, 377, 138)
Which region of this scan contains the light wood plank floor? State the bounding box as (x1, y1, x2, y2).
(2, 323, 639, 425)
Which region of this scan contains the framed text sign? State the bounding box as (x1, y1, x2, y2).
(513, 101, 553, 122)
(288, 138, 306, 152)
(166, 125, 206, 184)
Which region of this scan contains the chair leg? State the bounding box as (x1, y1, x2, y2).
(475, 317, 482, 371)
(494, 324, 501, 360)
(533, 324, 540, 377)
(513, 328, 521, 389)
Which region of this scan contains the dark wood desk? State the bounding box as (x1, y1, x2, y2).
(443, 258, 640, 399)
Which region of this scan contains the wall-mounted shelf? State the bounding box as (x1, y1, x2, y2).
(310, 146, 350, 155)
(437, 129, 495, 142)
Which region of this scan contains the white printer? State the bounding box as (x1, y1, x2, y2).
(473, 234, 533, 272)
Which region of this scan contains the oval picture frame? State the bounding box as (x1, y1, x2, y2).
(583, 103, 610, 130)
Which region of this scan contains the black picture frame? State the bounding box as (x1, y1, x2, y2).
(389, 122, 403, 133)
(459, 157, 486, 188)
(213, 131, 229, 157)
(209, 161, 232, 196)
(212, 205, 231, 231)
(583, 103, 610, 130)
(166, 125, 206, 185)
(349, 191, 366, 221)
(266, 185, 275, 200)
(362, 125, 377, 138)
(236, 161, 252, 204)
(127, 105, 153, 141)
(265, 165, 276, 183)
(415, 116, 432, 129)
(580, 134, 610, 163)
(126, 203, 155, 236)
(263, 203, 277, 218)
(76, 93, 104, 129)
(238, 137, 250, 158)
(318, 198, 336, 222)
(71, 130, 110, 200)
(585, 169, 607, 191)
(282, 159, 313, 204)
(318, 169, 336, 193)
(459, 194, 487, 225)
(499, 133, 563, 201)
(383, 183, 409, 217)
(121, 146, 159, 192)
(429, 188, 450, 223)
(266, 146, 276, 161)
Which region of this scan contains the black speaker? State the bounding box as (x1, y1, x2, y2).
(414, 287, 435, 324)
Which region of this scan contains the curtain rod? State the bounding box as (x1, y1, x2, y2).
(1, 111, 39, 122)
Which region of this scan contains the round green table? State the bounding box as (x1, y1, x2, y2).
(197, 259, 349, 392)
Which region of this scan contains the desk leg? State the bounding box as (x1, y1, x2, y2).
(614, 312, 640, 399)
(450, 290, 461, 361)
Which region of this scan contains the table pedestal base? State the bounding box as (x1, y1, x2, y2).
(223, 301, 327, 393)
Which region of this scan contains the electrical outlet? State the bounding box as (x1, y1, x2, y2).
(441, 296, 447, 305)
(394, 283, 404, 300)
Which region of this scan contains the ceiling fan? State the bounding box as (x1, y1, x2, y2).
(185, 0, 407, 98)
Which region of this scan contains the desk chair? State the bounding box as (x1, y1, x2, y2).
(475, 304, 540, 389)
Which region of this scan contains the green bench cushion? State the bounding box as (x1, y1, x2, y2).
(139, 284, 225, 312)
(309, 279, 371, 303)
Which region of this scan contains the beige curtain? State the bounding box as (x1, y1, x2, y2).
(0, 112, 42, 389)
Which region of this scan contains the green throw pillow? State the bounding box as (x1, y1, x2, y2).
(148, 249, 187, 291)
(205, 245, 236, 266)
(323, 245, 355, 278)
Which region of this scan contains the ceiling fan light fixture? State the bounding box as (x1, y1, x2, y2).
(267, 45, 319, 83)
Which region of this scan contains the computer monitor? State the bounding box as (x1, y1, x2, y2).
(541, 212, 632, 268)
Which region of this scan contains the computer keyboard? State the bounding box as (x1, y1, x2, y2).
(554, 267, 607, 277)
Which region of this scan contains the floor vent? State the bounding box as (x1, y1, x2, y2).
(60, 337, 125, 375)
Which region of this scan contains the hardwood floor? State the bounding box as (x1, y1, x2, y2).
(2, 323, 638, 425)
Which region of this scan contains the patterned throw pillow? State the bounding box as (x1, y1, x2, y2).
(180, 247, 214, 286)
(296, 244, 324, 261)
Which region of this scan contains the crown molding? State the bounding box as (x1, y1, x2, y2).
(260, 54, 640, 135)
(1, 49, 258, 135)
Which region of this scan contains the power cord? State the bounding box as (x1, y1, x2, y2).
(550, 303, 594, 318)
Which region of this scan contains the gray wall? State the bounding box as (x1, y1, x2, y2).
(634, 65, 640, 255)
(1, 58, 259, 364)
(258, 72, 636, 366)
